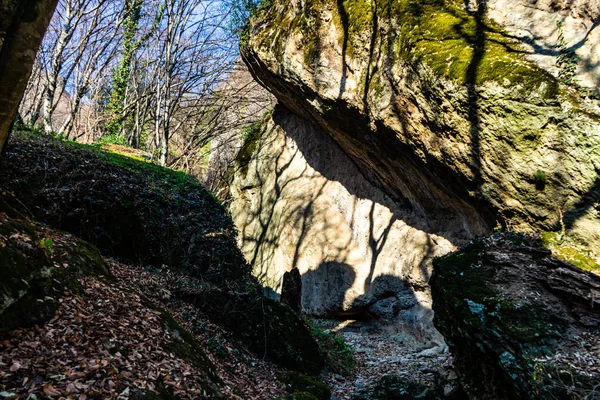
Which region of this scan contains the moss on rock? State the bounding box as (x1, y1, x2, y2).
(277, 371, 331, 400)
(0, 213, 111, 336)
(242, 0, 600, 260)
(236, 119, 266, 177)
(431, 233, 600, 399)
(541, 232, 600, 274)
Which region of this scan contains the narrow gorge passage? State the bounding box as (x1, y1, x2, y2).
(230, 105, 462, 332)
(0, 0, 599, 398)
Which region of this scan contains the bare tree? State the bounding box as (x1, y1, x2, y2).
(40, 0, 123, 133)
(18, 0, 272, 182)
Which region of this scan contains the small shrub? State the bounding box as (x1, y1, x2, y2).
(534, 169, 546, 183)
(39, 237, 54, 257)
(305, 318, 354, 374)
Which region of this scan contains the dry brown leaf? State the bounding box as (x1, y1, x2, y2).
(66, 383, 78, 393)
(43, 383, 61, 397)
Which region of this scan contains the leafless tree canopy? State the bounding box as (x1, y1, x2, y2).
(19, 0, 274, 177)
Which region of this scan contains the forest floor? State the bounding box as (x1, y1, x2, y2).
(318, 319, 452, 400)
(0, 259, 291, 399)
(0, 255, 452, 400)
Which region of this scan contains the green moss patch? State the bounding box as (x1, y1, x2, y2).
(277, 371, 331, 400)
(381, 0, 557, 96)
(0, 214, 111, 336)
(541, 232, 600, 273)
(236, 119, 265, 177)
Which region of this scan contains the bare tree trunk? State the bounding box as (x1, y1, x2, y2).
(0, 0, 59, 153)
(155, 81, 162, 157)
(43, 1, 74, 133)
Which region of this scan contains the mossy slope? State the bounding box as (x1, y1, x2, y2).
(0, 131, 248, 286)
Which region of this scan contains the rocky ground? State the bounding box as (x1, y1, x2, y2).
(0, 251, 454, 400)
(318, 319, 453, 400)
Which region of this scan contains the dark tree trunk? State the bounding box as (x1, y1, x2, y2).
(0, 0, 59, 153)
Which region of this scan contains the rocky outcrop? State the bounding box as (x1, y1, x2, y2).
(430, 234, 600, 399)
(230, 106, 455, 326)
(0, 132, 249, 286)
(233, 0, 600, 326)
(241, 0, 600, 251)
(281, 267, 303, 313)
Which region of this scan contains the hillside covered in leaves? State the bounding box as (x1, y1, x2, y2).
(0, 131, 345, 399)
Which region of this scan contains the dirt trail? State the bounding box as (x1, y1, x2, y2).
(318, 319, 453, 399)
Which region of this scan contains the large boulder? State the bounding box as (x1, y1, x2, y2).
(430, 234, 600, 399)
(234, 0, 600, 330)
(241, 0, 600, 250)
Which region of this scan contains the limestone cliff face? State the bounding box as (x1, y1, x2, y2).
(487, 0, 600, 90)
(230, 106, 457, 324)
(232, 0, 600, 322)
